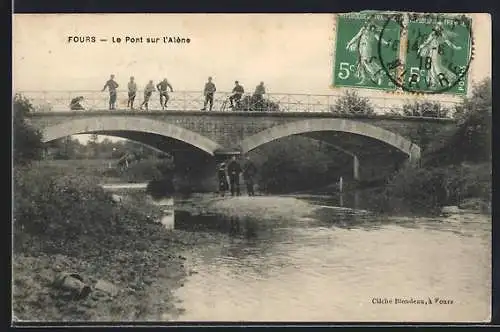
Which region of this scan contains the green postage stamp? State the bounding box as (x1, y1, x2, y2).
(333, 12, 472, 95)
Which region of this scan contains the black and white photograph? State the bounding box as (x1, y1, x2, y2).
(12, 12, 491, 323)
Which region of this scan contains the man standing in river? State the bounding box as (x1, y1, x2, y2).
(227, 155, 242, 197)
(217, 161, 229, 197)
(102, 74, 119, 110)
(243, 156, 257, 196)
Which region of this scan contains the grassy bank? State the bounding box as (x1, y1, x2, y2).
(13, 164, 189, 321)
(36, 158, 174, 184)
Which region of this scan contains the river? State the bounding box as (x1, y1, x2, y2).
(109, 185, 491, 322)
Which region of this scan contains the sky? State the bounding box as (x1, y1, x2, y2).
(13, 13, 491, 143)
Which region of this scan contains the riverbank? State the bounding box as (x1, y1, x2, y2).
(13, 206, 231, 322)
(34, 158, 174, 184)
(13, 165, 194, 322)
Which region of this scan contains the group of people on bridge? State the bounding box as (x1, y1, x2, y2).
(71, 75, 267, 111)
(99, 75, 174, 111)
(218, 155, 257, 197)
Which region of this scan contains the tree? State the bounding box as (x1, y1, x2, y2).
(454, 78, 491, 122)
(400, 100, 450, 118)
(13, 94, 44, 165)
(47, 137, 85, 159)
(454, 78, 492, 162)
(87, 133, 100, 158)
(424, 78, 492, 165)
(330, 90, 374, 115)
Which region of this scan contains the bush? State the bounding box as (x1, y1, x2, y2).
(13, 166, 163, 255)
(14, 168, 112, 244)
(330, 90, 375, 115)
(400, 100, 450, 118)
(234, 95, 280, 112)
(13, 94, 44, 165)
(382, 163, 491, 212)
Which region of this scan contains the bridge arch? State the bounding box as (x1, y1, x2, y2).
(239, 118, 421, 162)
(40, 116, 222, 155)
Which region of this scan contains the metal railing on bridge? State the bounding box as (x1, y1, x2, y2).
(15, 90, 461, 119)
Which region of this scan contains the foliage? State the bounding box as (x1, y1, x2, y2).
(45, 136, 169, 161)
(330, 90, 375, 115)
(252, 136, 351, 193)
(380, 79, 492, 213)
(425, 78, 491, 165)
(382, 162, 491, 212)
(233, 95, 280, 112)
(453, 78, 492, 121)
(13, 165, 164, 254)
(400, 100, 450, 118)
(13, 94, 44, 165)
(119, 159, 175, 183)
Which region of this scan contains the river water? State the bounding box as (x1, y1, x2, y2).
(111, 186, 491, 322)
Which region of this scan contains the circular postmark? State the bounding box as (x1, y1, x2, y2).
(377, 12, 473, 95)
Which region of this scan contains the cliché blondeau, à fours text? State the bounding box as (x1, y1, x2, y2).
(67, 36, 191, 44)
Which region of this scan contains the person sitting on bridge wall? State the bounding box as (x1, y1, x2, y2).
(140, 80, 155, 111)
(69, 96, 85, 110)
(227, 155, 242, 196)
(217, 161, 229, 197)
(252, 81, 266, 111)
(127, 76, 137, 110)
(102, 74, 119, 110)
(157, 78, 174, 110)
(243, 155, 257, 196)
(229, 81, 244, 109)
(201, 76, 217, 111)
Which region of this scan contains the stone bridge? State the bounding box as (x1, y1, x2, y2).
(26, 110, 457, 184)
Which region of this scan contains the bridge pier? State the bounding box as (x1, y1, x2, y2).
(353, 155, 360, 181)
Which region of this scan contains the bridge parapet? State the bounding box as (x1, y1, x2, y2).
(16, 90, 461, 118)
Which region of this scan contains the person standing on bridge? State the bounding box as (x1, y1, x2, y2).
(201, 76, 216, 111)
(140, 80, 155, 111)
(252, 81, 266, 111)
(229, 81, 244, 109)
(243, 155, 257, 196)
(102, 74, 119, 110)
(227, 155, 242, 196)
(157, 78, 174, 110)
(127, 76, 137, 110)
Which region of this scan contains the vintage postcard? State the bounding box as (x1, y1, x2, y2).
(12, 13, 491, 323)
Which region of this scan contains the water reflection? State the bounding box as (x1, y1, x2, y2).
(174, 210, 288, 242)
